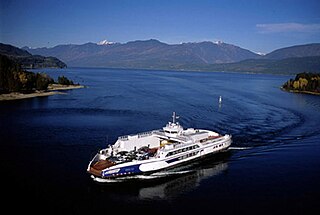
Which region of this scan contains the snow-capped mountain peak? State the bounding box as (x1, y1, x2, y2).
(97, 39, 114, 45)
(254, 51, 266, 56)
(213, 40, 224, 45)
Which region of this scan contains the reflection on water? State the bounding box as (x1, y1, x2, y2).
(139, 161, 228, 200)
(89, 152, 230, 201)
(1, 68, 320, 214)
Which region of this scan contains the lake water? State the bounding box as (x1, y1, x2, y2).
(1, 68, 320, 214)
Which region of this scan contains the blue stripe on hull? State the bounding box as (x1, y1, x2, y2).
(102, 164, 141, 178)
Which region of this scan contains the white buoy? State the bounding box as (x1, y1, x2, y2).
(219, 96, 222, 104)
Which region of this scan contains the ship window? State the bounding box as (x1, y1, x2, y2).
(166, 145, 200, 157)
(165, 130, 178, 134)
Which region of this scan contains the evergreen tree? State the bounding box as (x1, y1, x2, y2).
(57, 76, 74, 85)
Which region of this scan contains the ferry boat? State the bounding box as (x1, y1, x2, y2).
(87, 112, 232, 182)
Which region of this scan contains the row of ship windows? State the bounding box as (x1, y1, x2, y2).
(166, 145, 200, 157)
(164, 130, 178, 134)
(177, 151, 198, 161)
(213, 143, 224, 149)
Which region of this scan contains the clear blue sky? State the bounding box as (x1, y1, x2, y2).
(1, 0, 320, 53)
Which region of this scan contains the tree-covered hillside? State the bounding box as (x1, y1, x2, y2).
(0, 55, 74, 94)
(0, 55, 54, 93)
(0, 43, 67, 69)
(282, 72, 320, 94)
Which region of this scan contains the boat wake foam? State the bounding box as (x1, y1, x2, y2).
(229, 146, 252, 150)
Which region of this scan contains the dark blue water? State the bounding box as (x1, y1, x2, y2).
(1, 68, 320, 214)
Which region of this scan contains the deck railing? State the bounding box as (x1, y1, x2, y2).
(118, 129, 164, 141)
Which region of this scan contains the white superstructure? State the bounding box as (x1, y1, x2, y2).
(87, 112, 232, 181)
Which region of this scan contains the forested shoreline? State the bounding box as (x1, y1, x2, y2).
(0, 54, 77, 94)
(282, 72, 320, 95)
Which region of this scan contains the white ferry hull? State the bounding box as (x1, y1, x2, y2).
(89, 134, 232, 180)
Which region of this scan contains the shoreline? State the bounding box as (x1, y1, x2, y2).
(47, 84, 85, 91)
(280, 87, 320, 95)
(0, 84, 85, 101)
(65, 66, 295, 76)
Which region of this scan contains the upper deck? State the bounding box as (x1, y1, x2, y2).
(113, 112, 221, 153)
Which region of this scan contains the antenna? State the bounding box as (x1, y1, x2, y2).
(172, 112, 179, 124)
(172, 112, 176, 124)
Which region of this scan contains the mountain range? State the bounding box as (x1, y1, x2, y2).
(22, 40, 320, 74)
(0, 40, 315, 74)
(0, 43, 66, 69)
(23, 39, 259, 68)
